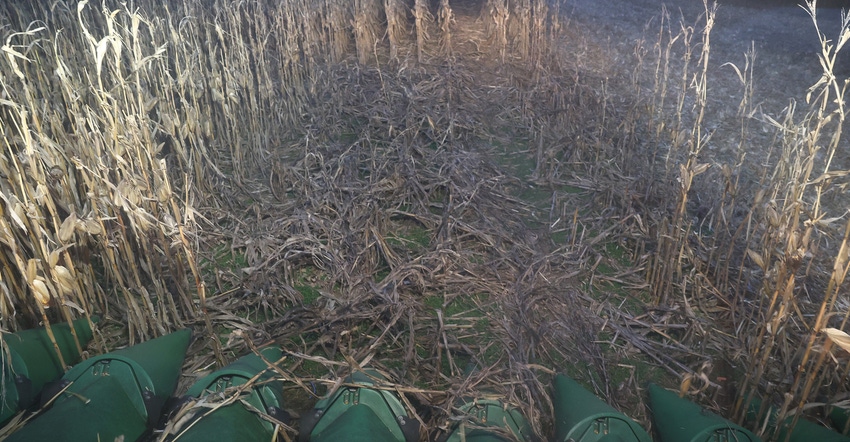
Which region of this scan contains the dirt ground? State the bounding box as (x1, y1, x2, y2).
(565, 0, 850, 107)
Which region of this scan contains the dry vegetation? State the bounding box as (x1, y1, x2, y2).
(1, 0, 850, 440)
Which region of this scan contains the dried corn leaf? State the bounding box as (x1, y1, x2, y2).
(76, 218, 104, 236)
(62, 300, 85, 314)
(1, 27, 45, 78)
(746, 249, 766, 270)
(823, 328, 850, 353)
(132, 207, 155, 232)
(34, 184, 48, 206)
(115, 179, 143, 207)
(0, 193, 27, 232)
(808, 170, 850, 186)
(0, 220, 12, 247)
(691, 162, 710, 176)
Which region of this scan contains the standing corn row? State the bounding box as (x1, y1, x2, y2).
(384, 0, 407, 61)
(484, 0, 511, 63)
(354, 0, 382, 65)
(439, 0, 454, 58)
(413, 0, 433, 63)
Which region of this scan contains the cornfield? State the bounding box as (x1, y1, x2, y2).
(0, 0, 849, 440)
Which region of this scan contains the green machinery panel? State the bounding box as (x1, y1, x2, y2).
(163, 346, 288, 441)
(6, 328, 190, 442)
(0, 317, 95, 424)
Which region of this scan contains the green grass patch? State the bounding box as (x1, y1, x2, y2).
(609, 354, 666, 387)
(444, 294, 482, 316)
(201, 243, 248, 274)
(292, 266, 329, 305)
(424, 295, 442, 310)
(375, 267, 391, 283)
(295, 284, 321, 304)
(386, 224, 431, 254)
(199, 243, 249, 292)
(604, 242, 631, 266)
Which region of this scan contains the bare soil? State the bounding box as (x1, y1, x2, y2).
(565, 0, 850, 113)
